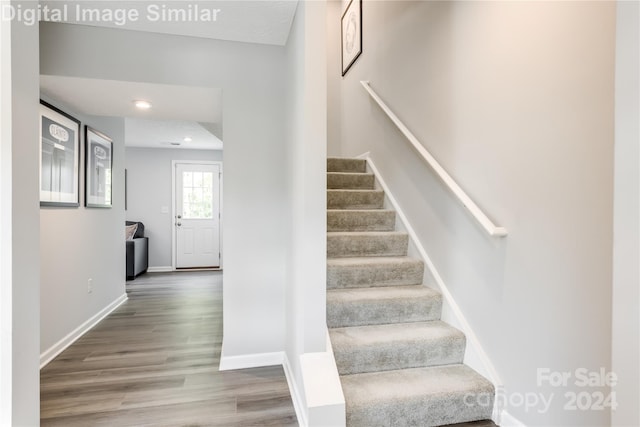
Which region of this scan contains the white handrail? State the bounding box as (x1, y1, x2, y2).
(360, 80, 508, 237)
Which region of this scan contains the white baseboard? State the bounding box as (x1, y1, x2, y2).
(147, 266, 173, 273)
(218, 349, 284, 371)
(283, 353, 309, 427)
(40, 293, 128, 369)
(362, 154, 503, 401)
(500, 410, 526, 427)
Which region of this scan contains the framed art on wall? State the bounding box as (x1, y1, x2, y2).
(341, 0, 362, 76)
(39, 100, 81, 207)
(85, 126, 113, 208)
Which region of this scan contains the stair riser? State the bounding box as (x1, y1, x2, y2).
(327, 234, 408, 258)
(328, 173, 375, 190)
(327, 158, 366, 173)
(327, 296, 442, 328)
(327, 210, 395, 232)
(327, 190, 384, 209)
(327, 262, 424, 289)
(346, 395, 494, 427)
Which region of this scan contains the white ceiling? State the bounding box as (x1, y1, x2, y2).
(40, 76, 222, 123)
(40, 75, 224, 149)
(125, 118, 224, 150)
(39, 0, 299, 46)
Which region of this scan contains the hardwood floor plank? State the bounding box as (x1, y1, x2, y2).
(41, 271, 298, 426)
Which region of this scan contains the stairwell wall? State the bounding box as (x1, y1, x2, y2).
(328, 1, 615, 425)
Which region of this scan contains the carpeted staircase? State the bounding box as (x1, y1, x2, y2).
(326, 157, 495, 427)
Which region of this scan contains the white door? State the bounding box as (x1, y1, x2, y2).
(175, 163, 221, 268)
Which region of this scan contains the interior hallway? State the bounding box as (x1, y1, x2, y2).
(40, 271, 298, 426)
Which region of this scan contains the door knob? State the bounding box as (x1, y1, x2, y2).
(176, 222, 182, 226)
(177, 214, 182, 219)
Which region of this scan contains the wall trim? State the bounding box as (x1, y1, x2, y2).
(218, 349, 284, 371)
(361, 154, 503, 419)
(283, 353, 309, 427)
(40, 293, 128, 369)
(146, 266, 173, 273)
(500, 410, 526, 427)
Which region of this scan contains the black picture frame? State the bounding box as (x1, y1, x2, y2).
(85, 126, 113, 208)
(39, 100, 81, 207)
(341, 0, 362, 76)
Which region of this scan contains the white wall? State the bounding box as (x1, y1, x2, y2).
(612, 2, 639, 425)
(0, 6, 41, 425)
(125, 147, 222, 269)
(40, 22, 289, 358)
(284, 0, 328, 361)
(285, 2, 346, 424)
(329, 1, 615, 425)
(39, 95, 127, 362)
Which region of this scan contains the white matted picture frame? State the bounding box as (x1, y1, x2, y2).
(341, 0, 362, 76)
(39, 100, 81, 207)
(85, 126, 113, 208)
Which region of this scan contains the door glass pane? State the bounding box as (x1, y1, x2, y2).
(183, 171, 192, 187)
(182, 170, 214, 219)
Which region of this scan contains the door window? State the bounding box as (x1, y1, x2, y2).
(182, 171, 213, 219)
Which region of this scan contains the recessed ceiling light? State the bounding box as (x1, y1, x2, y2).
(133, 100, 152, 110)
(183, 137, 193, 142)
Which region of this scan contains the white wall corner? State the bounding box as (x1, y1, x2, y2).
(218, 348, 284, 371)
(40, 293, 127, 369)
(362, 153, 503, 413)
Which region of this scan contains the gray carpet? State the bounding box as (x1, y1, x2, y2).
(326, 157, 495, 426)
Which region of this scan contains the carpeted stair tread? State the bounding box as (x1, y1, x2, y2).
(341, 364, 495, 426)
(327, 231, 409, 258)
(328, 157, 367, 173)
(328, 189, 385, 209)
(330, 321, 465, 375)
(327, 256, 424, 289)
(327, 209, 396, 232)
(327, 285, 442, 327)
(328, 172, 375, 189)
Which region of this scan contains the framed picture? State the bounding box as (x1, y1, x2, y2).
(39, 101, 81, 207)
(85, 126, 113, 208)
(341, 0, 362, 76)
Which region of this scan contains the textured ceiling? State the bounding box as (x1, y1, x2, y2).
(40, 75, 223, 149)
(41, 76, 222, 123)
(125, 118, 223, 150)
(39, 0, 299, 46)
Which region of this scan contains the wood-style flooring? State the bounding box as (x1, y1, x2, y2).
(40, 271, 298, 427)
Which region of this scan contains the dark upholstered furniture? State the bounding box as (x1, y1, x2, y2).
(126, 221, 148, 280)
